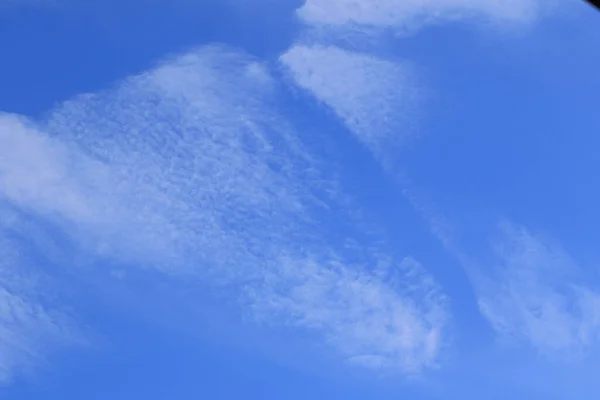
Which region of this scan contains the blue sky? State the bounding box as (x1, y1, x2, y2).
(1, 0, 600, 399)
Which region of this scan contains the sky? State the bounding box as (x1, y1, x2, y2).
(1, 0, 600, 399)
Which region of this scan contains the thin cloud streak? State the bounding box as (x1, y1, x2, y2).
(296, 0, 552, 30)
(0, 206, 83, 384)
(476, 222, 600, 356)
(280, 44, 422, 168)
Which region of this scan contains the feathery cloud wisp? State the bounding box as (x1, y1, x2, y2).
(250, 255, 447, 372)
(476, 222, 600, 356)
(0, 207, 82, 383)
(281, 44, 421, 166)
(296, 0, 548, 29)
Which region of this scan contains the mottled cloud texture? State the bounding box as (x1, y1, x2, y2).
(0, 45, 448, 377)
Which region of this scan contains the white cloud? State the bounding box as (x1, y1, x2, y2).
(38, 46, 323, 276)
(296, 0, 549, 29)
(0, 208, 83, 383)
(0, 114, 106, 226)
(280, 44, 421, 166)
(475, 222, 600, 356)
(0, 45, 449, 373)
(249, 255, 447, 373)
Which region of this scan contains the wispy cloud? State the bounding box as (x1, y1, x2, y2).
(249, 254, 447, 373)
(398, 187, 600, 358)
(0, 205, 83, 383)
(296, 0, 552, 31)
(280, 44, 422, 167)
(0, 114, 106, 227)
(283, 0, 582, 363)
(0, 44, 449, 374)
(474, 222, 600, 357)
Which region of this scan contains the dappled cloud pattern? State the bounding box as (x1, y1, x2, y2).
(0, 45, 448, 377)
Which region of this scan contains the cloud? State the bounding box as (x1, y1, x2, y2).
(0, 44, 449, 373)
(280, 44, 422, 166)
(0, 206, 83, 383)
(0, 114, 107, 227)
(249, 254, 447, 373)
(296, 0, 550, 30)
(475, 222, 600, 356)
(37, 46, 326, 277)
